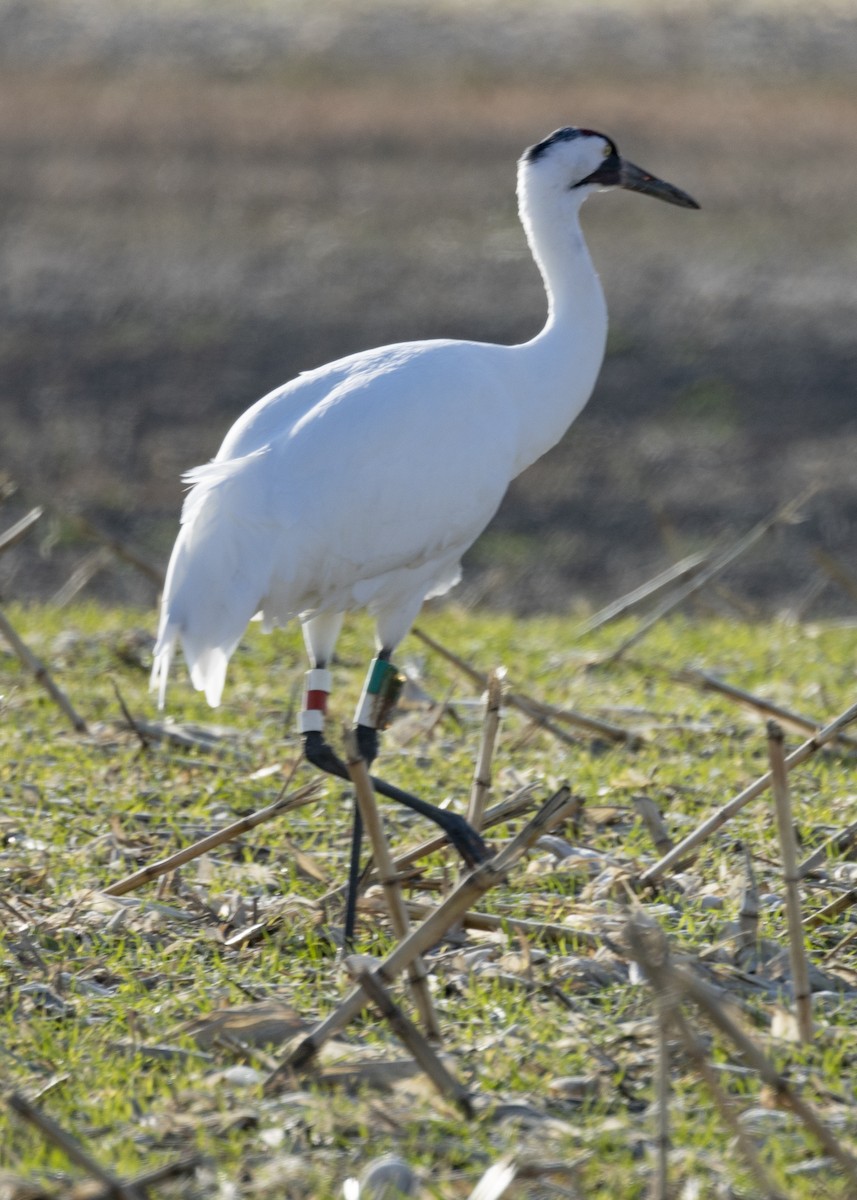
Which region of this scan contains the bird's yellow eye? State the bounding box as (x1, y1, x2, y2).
(602, 144, 611, 157)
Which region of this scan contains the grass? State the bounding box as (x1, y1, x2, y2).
(1, 601, 857, 1197)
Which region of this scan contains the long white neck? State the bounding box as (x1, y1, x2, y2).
(508, 170, 608, 474)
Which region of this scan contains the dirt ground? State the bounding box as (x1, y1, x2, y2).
(2, 2, 857, 617)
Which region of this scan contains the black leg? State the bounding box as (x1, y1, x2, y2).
(343, 725, 379, 945)
(355, 722, 379, 764)
(303, 730, 364, 944)
(301, 731, 490, 868)
(307, 729, 378, 945)
(302, 656, 490, 945)
(367, 774, 489, 867)
(342, 801, 363, 948)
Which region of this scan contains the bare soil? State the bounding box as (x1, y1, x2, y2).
(2, 4, 856, 616)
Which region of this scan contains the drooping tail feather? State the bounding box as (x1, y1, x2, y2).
(150, 627, 176, 709)
(151, 448, 274, 708)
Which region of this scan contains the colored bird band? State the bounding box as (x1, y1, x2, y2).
(355, 657, 404, 730)
(298, 667, 331, 733)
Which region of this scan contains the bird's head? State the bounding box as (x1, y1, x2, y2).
(520, 127, 699, 211)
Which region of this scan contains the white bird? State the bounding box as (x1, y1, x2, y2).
(151, 127, 697, 934)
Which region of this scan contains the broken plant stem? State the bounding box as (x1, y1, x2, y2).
(401, 898, 604, 950)
(811, 546, 857, 605)
(737, 845, 760, 964)
(87, 1156, 202, 1200)
(663, 1003, 788, 1200)
(344, 731, 441, 1041)
(413, 624, 637, 745)
(0, 505, 42, 555)
(467, 667, 505, 830)
(678, 667, 857, 748)
(0, 604, 88, 733)
(652, 999, 671, 1200)
(671, 960, 857, 1180)
(349, 963, 472, 1116)
(601, 488, 818, 664)
(767, 721, 813, 1043)
(633, 795, 674, 859)
(805, 887, 857, 930)
(111, 678, 151, 751)
(626, 914, 834, 1196)
(265, 786, 573, 1091)
(574, 548, 711, 636)
(61, 510, 166, 589)
(639, 698, 857, 887)
(103, 781, 323, 896)
(8, 1093, 144, 1200)
(51, 547, 113, 608)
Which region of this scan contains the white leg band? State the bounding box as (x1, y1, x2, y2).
(354, 657, 402, 729)
(355, 692, 377, 729)
(298, 709, 325, 734)
(305, 667, 332, 692)
(299, 667, 331, 735)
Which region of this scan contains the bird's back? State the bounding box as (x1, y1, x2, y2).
(153, 125, 697, 710)
(153, 338, 522, 705)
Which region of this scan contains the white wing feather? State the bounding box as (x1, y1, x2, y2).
(153, 339, 526, 705)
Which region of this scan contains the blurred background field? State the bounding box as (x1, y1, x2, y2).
(1, 0, 856, 615)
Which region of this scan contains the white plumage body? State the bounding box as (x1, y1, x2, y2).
(152, 128, 696, 709)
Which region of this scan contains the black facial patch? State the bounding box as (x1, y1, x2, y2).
(573, 148, 622, 189)
(524, 126, 616, 165)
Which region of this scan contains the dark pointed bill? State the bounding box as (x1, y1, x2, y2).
(619, 159, 700, 209)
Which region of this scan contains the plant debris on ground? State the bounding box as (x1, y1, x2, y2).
(1, 601, 856, 1198)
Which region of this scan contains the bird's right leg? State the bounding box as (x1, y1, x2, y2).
(353, 651, 403, 765)
(297, 614, 367, 944)
(299, 673, 370, 947)
(298, 612, 347, 775)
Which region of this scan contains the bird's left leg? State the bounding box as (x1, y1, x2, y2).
(354, 598, 421, 766)
(297, 613, 367, 946)
(353, 649, 404, 766)
(345, 639, 490, 940)
(353, 604, 490, 866)
(343, 649, 404, 944)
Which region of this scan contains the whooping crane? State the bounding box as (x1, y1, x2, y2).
(151, 127, 698, 939)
